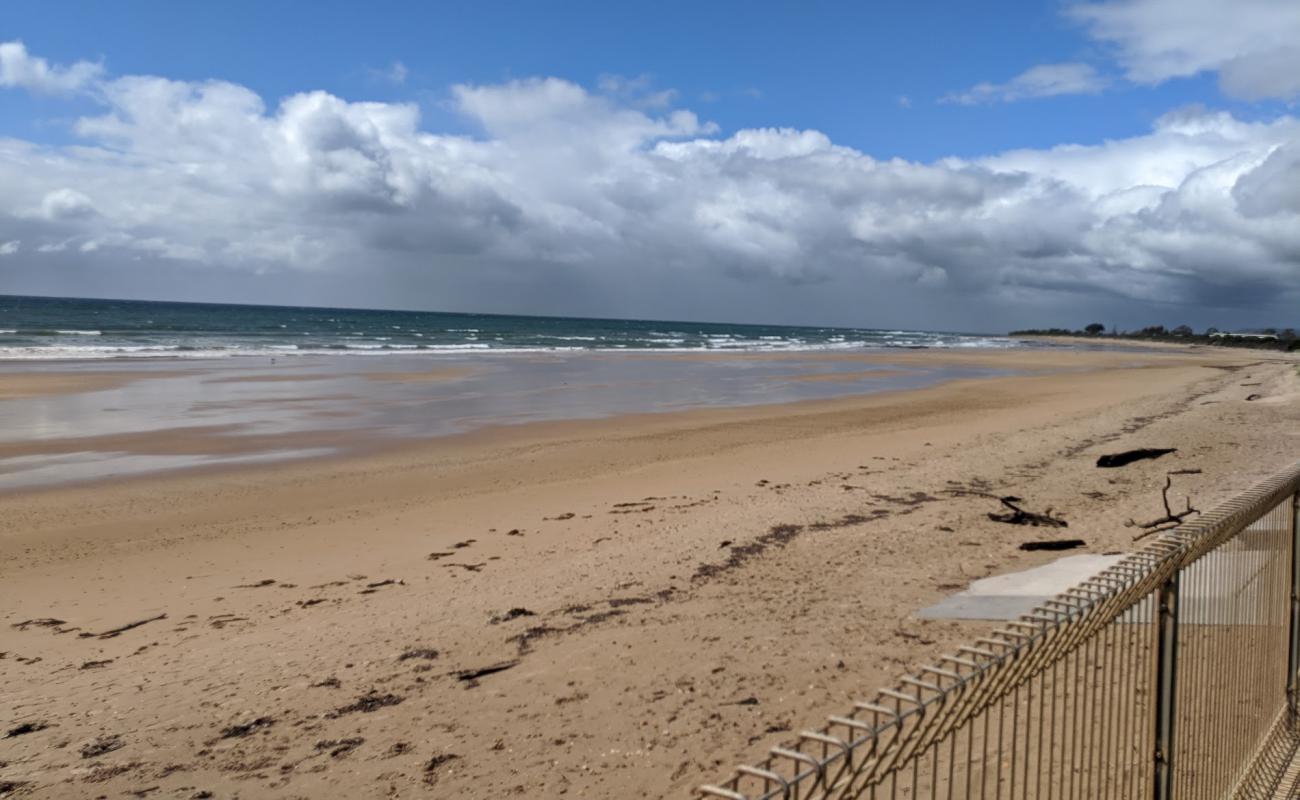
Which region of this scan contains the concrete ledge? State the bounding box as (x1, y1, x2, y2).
(916, 554, 1125, 621)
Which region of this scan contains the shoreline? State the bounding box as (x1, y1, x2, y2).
(0, 358, 1183, 501)
(0, 345, 1223, 494)
(0, 331, 1152, 366)
(2, 346, 1299, 798)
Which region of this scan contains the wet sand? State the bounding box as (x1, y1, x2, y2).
(0, 347, 1208, 491)
(0, 351, 1014, 491)
(2, 347, 1299, 798)
(0, 370, 188, 401)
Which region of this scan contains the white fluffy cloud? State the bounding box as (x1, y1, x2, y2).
(943, 63, 1108, 105)
(0, 40, 101, 94)
(1069, 0, 1300, 100)
(0, 42, 1298, 328)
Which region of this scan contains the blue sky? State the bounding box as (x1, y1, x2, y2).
(1, 0, 1299, 330)
(0, 0, 1268, 159)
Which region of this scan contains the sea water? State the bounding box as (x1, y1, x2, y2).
(0, 294, 1019, 360)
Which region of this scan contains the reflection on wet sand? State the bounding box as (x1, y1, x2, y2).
(0, 351, 1011, 489)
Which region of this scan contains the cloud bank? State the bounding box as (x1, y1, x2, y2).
(0, 35, 1298, 330)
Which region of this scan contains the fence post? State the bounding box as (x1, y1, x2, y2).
(1289, 493, 1300, 715)
(1153, 571, 1180, 800)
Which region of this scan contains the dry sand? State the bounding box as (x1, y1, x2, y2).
(2, 347, 1299, 798)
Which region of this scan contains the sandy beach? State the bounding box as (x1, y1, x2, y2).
(3, 346, 1300, 798)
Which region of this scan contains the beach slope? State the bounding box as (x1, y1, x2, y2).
(2, 348, 1299, 798)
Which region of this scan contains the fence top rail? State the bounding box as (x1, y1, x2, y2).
(698, 461, 1300, 800)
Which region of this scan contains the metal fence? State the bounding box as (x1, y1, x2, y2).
(699, 462, 1300, 800)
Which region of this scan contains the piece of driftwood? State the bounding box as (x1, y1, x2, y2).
(948, 491, 1068, 527)
(1096, 448, 1176, 468)
(1130, 475, 1200, 540)
(989, 496, 1068, 527)
(1019, 539, 1087, 552)
(80, 613, 167, 640)
(452, 660, 519, 685)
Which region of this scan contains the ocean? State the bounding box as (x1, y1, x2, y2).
(0, 294, 1016, 360)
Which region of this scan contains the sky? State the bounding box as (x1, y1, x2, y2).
(1, 0, 1299, 332)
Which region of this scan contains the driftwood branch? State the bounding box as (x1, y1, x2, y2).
(451, 659, 519, 686)
(949, 491, 1068, 527)
(1129, 475, 1200, 540)
(990, 496, 1068, 527)
(78, 613, 167, 640)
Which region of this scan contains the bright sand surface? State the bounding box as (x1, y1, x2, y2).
(2, 347, 1300, 797)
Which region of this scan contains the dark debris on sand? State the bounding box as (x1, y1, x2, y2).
(4, 721, 49, 738)
(423, 753, 461, 786)
(398, 648, 440, 661)
(607, 597, 653, 608)
(315, 737, 364, 758)
(693, 511, 889, 583)
(489, 607, 536, 624)
(218, 717, 274, 739)
(327, 691, 404, 718)
(693, 523, 804, 581)
(79, 734, 125, 759)
(10, 618, 65, 631)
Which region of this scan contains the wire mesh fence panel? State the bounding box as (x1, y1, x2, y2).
(846, 607, 1158, 800)
(699, 465, 1300, 800)
(1174, 498, 1293, 800)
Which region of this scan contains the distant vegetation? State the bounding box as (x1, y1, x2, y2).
(1009, 324, 1300, 352)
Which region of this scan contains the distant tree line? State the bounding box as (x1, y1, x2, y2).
(1009, 323, 1300, 351)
